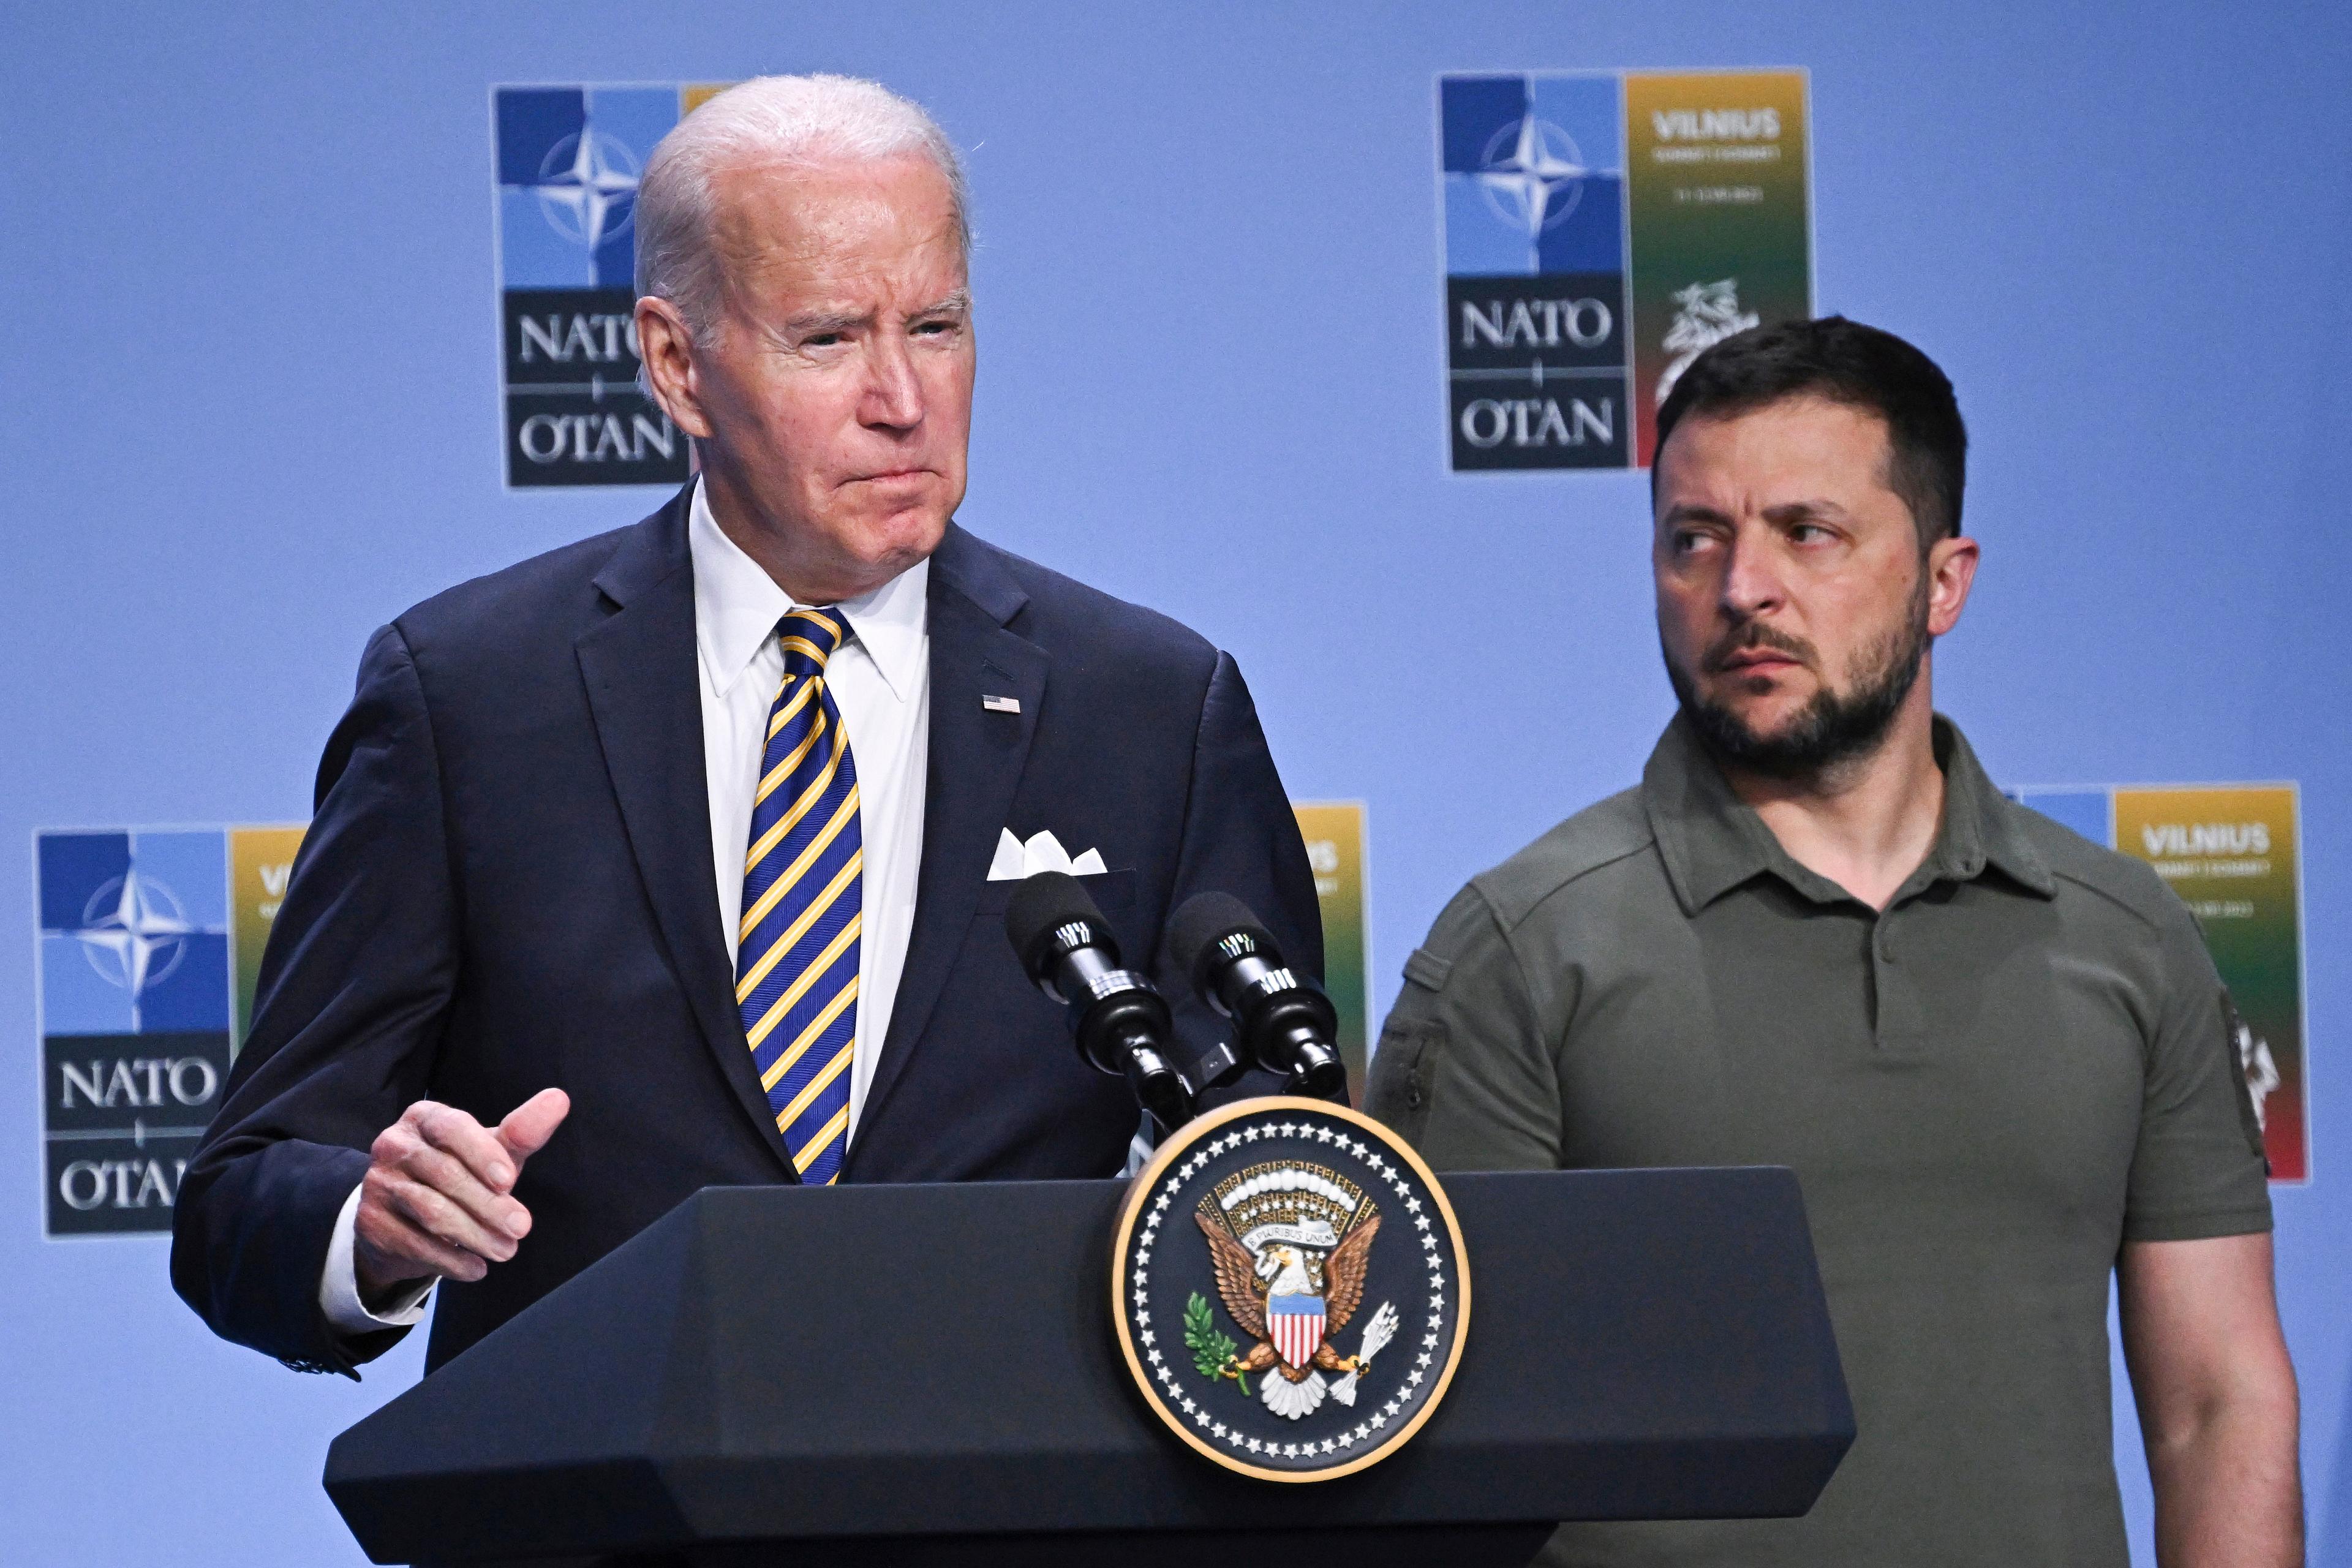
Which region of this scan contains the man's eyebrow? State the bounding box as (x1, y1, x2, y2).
(1660, 501, 1733, 528)
(783, 307, 869, 337)
(1760, 499, 1852, 526)
(782, 293, 969, 337)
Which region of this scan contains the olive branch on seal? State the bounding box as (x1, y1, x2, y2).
(1185, 1292, 1249, 1394)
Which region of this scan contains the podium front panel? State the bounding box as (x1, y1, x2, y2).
(327, 1169, 1852, 1562)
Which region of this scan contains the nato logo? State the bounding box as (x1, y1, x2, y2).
(493, 85, 703, 489)
(1438, 74, 1630, 471)
(1442, 75, 1625, 277)
(36, 831, 233, 1236)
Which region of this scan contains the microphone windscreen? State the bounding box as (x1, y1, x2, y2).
(1168, 892, 1279, 991)
(1004, 870, 1107, 973)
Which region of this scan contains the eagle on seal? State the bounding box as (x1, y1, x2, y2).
(1195, 1208, 1382, 1419)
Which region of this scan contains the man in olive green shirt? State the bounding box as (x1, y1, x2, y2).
(1369, 318, 2299, 1567)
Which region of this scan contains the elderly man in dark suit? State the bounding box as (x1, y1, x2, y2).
(172, 74, 1319, 1376)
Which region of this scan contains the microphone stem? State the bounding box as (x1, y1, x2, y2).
(1116, 1032, 1196, 1137)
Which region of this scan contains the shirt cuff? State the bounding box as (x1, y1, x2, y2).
(318, 1181, 435, 1335)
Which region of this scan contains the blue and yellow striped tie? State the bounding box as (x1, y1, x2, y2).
(734, 609, 861, 1185)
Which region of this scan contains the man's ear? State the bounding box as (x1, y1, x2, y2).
(635, 296, 715, 440)
(1924, 532, 1980, 637)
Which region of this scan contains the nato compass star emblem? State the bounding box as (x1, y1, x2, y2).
(1476, 114, 1591, 239)
(1112, 1098, 1470, 1482)
(530, 126, 642, 253)
(74, 869, 192, 997)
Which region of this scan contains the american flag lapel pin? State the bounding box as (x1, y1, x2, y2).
(982, 694, 1022, 714)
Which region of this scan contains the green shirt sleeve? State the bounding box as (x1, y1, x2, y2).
(1365, 883, 1562, 1170)
(2119, 899, 2275, 1243)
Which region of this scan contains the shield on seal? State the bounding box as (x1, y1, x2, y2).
(1268, 1292, 1325, 1370)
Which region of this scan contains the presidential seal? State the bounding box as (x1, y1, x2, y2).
(1110, 1097, 1470, 1482)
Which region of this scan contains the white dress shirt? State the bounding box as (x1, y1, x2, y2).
(319, 481, 933, 1333)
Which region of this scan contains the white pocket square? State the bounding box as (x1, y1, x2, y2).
(987, 828, 1109, 880)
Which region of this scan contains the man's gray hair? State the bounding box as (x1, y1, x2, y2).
(635, 74, 970, 342)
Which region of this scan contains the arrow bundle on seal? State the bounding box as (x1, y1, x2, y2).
(1329, 1300, 1399, 1406)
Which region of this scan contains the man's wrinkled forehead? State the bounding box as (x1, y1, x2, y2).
(709, 154, 967, 293)
(1651, 396, 1905, 522)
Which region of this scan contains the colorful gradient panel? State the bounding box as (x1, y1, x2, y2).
(228, 826, 306, 1058)
(2021, 784, 2311, 1185)
(2113, 786, 2309, 1183)
(1293, 802, 1370, 1104)
(1624, 70, 1814, 466)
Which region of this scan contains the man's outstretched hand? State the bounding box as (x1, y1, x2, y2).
(352, 1088, 570, 1303)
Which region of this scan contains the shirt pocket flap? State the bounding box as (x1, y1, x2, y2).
(1366, 1017, 1447, 1144)
(1401, 946, 1453, 992)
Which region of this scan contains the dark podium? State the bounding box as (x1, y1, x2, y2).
(326, 1168, 1852, 1567)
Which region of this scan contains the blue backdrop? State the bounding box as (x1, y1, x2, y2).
(3, 2, 2346, 1562)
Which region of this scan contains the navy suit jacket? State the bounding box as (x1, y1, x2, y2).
(170, 491, 1321, 1374)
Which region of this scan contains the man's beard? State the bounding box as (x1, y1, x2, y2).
(1663, 571, 1931, 782)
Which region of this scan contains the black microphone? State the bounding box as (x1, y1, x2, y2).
(1005, 872, 1196, 1135)
(1167, 893, 1348, 1101)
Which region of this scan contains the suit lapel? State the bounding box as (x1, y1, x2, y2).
(854, 526, 1044, 1144)
(576, 495, 798, 1180)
